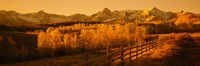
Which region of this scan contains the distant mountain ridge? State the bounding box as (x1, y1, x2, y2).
(0, 7, 199, 26)
(0, 10, 30, 26)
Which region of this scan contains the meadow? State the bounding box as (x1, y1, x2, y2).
(0, 21, 200, 65)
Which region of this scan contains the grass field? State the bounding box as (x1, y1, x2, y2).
(0, 33, 199, 66)
(0, 22, 200, 66)
(128, 33, 200, 66)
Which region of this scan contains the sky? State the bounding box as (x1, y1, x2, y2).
(0, 0, 199, 16)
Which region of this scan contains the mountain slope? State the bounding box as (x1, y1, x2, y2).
(0, 10, 90, 26)
(19, 10, 68, 24)
(66, 13, 88, 22)
(0, 10, 32, 26)
(0, 7, 199, 26)
(148, 7, 176, 21)
(88, 7, 177, 22)
(88, 8, 118, 22)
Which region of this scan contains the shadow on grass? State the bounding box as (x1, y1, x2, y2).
(127, 33, 200, 66)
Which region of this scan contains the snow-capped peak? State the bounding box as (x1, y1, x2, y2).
(102, 8, 111, 14)
(37, 10, 46, 14)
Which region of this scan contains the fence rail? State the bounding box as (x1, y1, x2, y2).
(71, 39, 158, 66)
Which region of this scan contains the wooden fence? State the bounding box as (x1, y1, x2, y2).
(71, 39, 158, 66)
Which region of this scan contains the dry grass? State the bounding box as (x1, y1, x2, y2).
(3, 21, 200, 65)
(0, 53, 102, 66)
(128, 33, 200, 66)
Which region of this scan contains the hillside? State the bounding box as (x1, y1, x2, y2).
(0, 7, 199, 26)
(0, 10, 32, 26)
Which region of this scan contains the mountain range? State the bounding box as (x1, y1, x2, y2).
(0, 7, 199, 26)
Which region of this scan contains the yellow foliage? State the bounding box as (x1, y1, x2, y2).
(38, 23, 146, 54)
(146, 15, 155, 21)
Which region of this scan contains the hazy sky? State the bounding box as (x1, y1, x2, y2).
(0, 0, 199, 16)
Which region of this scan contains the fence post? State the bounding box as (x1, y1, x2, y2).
(141, 42, 144, 55)
(144, 41, 147, 54)
(153, 40, 155, 49)
(156, 40, 157, 48)
(107, 46, 111, 66)
(146, 41, 149, 53)
(120, 46, 124, 66)
(154, 40, 158, 48)
(136, 44, 138, 60)
(129, 44, 131, 62)
(149, 41, 151, 52)
(152, 40, 154, 50)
